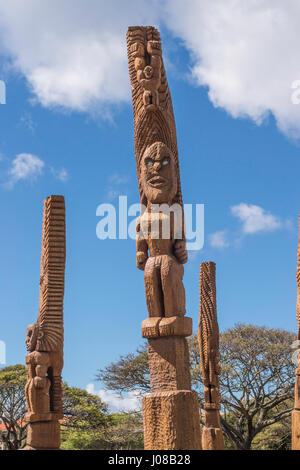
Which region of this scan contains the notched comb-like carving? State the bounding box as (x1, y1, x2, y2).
(198, 262, 220, 386)
(36, 196, 65, 352)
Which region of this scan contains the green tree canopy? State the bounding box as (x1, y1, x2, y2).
(62, 384, 108, 429)
(0, 365, 109, 450)
(96, 346, 149, 395)
(0, 364, 27, 450)
(97, 324, 296, 450)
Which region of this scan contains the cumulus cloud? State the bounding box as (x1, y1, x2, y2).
(0, 1, 299, 136)
(7, 153, 44, 187)
(209, 230, 229, 249)
(210, 203, 285, 248)
(86, 384, 141, 412)
(4, 152, 69, 188)
(164, 0, 300, 138)
(0, 0, 160, 112)
(231, 203, 281, 234)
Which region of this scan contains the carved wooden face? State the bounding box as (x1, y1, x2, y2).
(140, 142, 177, 204)
(25, 324, 38, 352)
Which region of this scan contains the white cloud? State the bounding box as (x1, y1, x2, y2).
(0, 1, 299, 137)
(51, 167, 69, 182)
(86, 384, 141, 412)
(164, 0, 300, 138)
(209, 230, 229, 249)
(231, 203, 281, 234)
(0, 0, 160, 113)
(4, 153, 69, 189)
(8, 153, 44, 187)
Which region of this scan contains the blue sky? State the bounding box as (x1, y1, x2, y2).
(0, 1, 299, 410)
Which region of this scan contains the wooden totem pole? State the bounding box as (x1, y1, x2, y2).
(198, 262, 224, 450)
(292, 217, 300, 449)
(127, 26, 201, 450)
(24, 195, 65, 450)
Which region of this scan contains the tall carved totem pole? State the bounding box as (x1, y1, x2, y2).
(198, 262, 224, 450)
(292, 218, 300, 449)
(24, 195, 65, 450)
(127, 26, 201, 450)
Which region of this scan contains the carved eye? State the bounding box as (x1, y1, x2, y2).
(162, 159, 169, 166)
(144, 66, 153, 79)
(146, 160, 154, 167)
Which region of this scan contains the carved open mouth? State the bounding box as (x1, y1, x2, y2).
(148, 176, 168, 188)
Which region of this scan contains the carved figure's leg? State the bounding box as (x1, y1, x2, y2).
(144, 257, 164, 317)
(25, 379, 32, 413)
(51, 375, 63, 414)
(161, 256, 185, 317)
(27, 379, 38, 414)
(39, 379, 51, 414)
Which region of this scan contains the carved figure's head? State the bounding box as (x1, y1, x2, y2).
(140, 142, 177, 205)
(25, 323, 39, 351)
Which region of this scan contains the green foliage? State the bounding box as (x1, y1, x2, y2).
(60, 384, 143, 450)
(217, 325, 295, 449)
(61, 411, 144, 450)
(0, 364, 27, 450)
(252, 418, 291, 450)
(1, 324, 296, 450)
(60, 383, 110, 449)
(62, 383, 109, 429)
(98, 324, 296, 450)
(0, 364, 27, 385)
(102, 412, 144, 450)
(0, 365, 110, 450)
(96, 346, 149, 394)
(60, 428, 104, 450)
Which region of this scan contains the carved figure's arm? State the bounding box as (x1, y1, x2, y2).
(136, 217, 148, 270)
(174, 239, 188, 264)
(33, 376, 49, 389)
(33, 364, 49, 389)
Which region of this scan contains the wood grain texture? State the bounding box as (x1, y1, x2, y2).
(24, 195, 65, 450)
(293, 217, 300, 450)
(198, 262, 224, 450)
(127, 26, 201, 450)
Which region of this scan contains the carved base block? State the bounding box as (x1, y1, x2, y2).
(159, 317, 192, 337)
(142, 316, 192, 339)
(142, 390, 201, 450)
(148, 336, 191, 391)
(24, 421, 60, 450)
(202, 427, 224, 450)
(142, 318, 161, 338)
(202, 407, 224, 450)
(292, 410, 300, 450)
(25, 412, 62, 423)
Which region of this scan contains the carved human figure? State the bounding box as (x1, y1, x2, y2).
(25, 324, 51, 418)
(132, 39, 162, 109)
(127, 25, 201, 451)
(25, 323, 39, 352)
(136, 141, 187, 318)
(24, 195, 65, 450)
